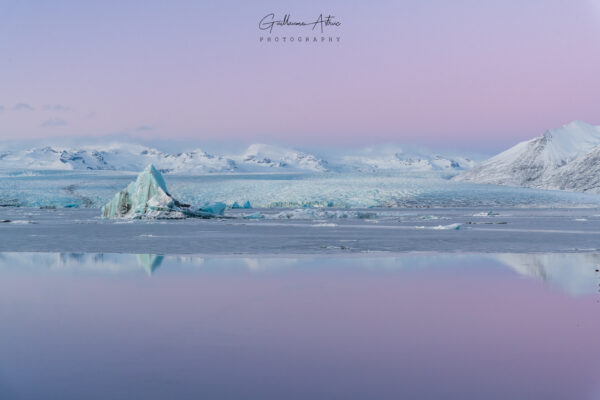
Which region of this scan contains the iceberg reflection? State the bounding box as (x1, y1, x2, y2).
(0, 252, 598, 296)
(136, 254, 164, 275)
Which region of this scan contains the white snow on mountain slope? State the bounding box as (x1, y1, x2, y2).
(543, 146, 600, 192)
(454, 120, 600, 192)
(0, 146, 112, 171)
(0, 142, 478, 175)
(132, 147, 237, 173)
(338, 149, 475, 172)
(0, 144, 237, 173)
(0, 143, 327, 173)
(235, 144, 329, 172)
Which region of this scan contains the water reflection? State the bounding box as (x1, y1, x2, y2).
(0, 252, 598, 296)
(1, 252, 599, 400)
(136, 254, 164, 275)
(494, 253, 600, 296)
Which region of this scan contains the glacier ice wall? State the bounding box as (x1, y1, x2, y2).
(3, 169, 600, 210)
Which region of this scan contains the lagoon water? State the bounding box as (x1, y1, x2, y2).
(1, 253, 599, 399)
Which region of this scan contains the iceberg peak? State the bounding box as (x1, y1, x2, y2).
(101, 164, 226, 219)
(141, 164, 169, 194)
(101, 164, 176, 218)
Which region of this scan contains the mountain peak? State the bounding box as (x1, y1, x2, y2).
(240, 143, 328, 172)
(543, 120, 598, 139)
(455, 120, 600, 192)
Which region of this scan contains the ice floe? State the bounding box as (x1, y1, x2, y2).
(271, 208, 377, 220)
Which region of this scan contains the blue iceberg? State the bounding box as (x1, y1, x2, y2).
(101, 165, 224, 219)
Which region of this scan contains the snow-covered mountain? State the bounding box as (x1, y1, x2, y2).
(340, 152, 474, 172)
(235, 144, 329, 172)
(0, 143, 330, 174)
(0, 146, 113, 171)
(0, 142, 475, 175)
(0, 144, 237, 174)
(454, 120, 600, 193)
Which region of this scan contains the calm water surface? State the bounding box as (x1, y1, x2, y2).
(0, 253, 599, 400)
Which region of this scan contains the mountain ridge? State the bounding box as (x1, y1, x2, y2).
(454, 120, 600, 192)
(0, 142, 474, 174)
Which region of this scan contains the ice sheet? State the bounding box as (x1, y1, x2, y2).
(2, 170, 600, 209)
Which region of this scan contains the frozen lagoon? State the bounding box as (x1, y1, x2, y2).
(3, 169, 600, 254)
(2, 206, 600, 254)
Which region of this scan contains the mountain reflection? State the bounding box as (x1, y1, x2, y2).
(0, 252, 598, 295)
(494, 253, 600, 296)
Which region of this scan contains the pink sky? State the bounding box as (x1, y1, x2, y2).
(1, 0, 599, 150)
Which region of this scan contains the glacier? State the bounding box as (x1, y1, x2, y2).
(101, 165, 225, 219)
(3, 169, 600, 210)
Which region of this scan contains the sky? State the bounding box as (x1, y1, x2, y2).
(1, 0, 599, 152)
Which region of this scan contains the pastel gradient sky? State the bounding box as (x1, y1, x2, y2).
(1, 0, 599, 150)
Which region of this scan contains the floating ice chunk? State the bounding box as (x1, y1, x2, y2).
(273, 209, 333, 219)
(431, 223, 463, 230)
(473, 211, 500, 217)
(418, 215, 439, 220)
(356, 212, 377, 219)
(231, 200, 251, 209)
(270, 208, 376, 220)
(101, 165, 222, 219)
(242, 212, 265, 219)
(198, 202, 226, 216)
